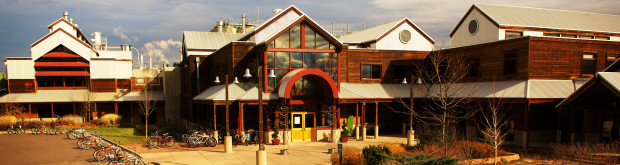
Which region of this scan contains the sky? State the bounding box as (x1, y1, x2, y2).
(0, 0, 619, 69)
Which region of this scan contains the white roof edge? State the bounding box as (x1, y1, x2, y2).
(500, 24, 620, 35)
(261, 14, 344, 46)
(403, 18, 435, 43)
(253, 5, 298, 32)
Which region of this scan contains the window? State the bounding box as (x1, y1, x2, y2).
(136, 78, 146, 85)
(561, 34, 577, 38)
(503, 52, 517, 75)
(362, 64, 381, 79)
(466, 57, 481, 77)
(596, 36, 610, 40)
(543, 33, 560, 37)
(582, 53, 596, 76)
(394, 65, 416, 79)
(606, 54, 618, 68)
(505, 31, 522, 39)
(579, 35, 594, 39)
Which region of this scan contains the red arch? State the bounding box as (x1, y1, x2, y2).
(278, 69, 338, 99)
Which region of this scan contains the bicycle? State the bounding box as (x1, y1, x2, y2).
(107, 153, 148, 165)
(146, 131, 175, 148)
(188, 132, 216, 148)
(77, 135, 105, 149)
(93, 144, 126, 162)
(67, 128, 91, 139)
(49, 124, 67, 135)
(31, 124, 46, 135)
(7, 124, 24, 135)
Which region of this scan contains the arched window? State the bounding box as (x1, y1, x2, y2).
(290, 77, 323, 100)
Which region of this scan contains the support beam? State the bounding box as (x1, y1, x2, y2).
(362, 102, 366, 141)
(356, 103, 359, 140)
(239, 103, 244, 131)
(375, 101, 379, 139)
(114, 103, 118, 114)
(94, 103, 98, 119)
(51, 103, 54, 120)
(73, 103, 76, 116)
(213, 104, 217, 130)
(524, 101, 531, 149)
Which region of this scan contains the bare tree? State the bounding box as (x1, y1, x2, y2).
(1, 96, 25, 121)
(479, 82, 508, 165)
(80, 90, 96, 122)
(139, 87, 157, 138)
(395, 49, 478, 151)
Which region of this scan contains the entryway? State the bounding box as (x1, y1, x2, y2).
(292, 112, 316, 142)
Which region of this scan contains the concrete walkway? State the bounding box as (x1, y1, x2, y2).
(141, 135, 408, 165)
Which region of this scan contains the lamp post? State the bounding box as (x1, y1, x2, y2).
(244, 63, 270, 165)
(406, 75, 421, 146)
(214, 74, 237, 153)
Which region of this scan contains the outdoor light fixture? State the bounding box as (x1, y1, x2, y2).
(214, 76, 221, 83)
(416, 77, 422, 84)
(402, 78, 407, 84)
(233, 77, 240, 84)
(268, 69, 276, 78)
(243, 68, 252, 78)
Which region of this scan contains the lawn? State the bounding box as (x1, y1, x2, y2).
(84, 127, 146, 145)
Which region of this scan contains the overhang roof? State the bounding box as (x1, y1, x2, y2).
(116, 91, 165, 101)
(0, 90, 120, 103)
(557, 72, 620, 109)
(183, 31, 246, 50)
(193, 83, 278, 102)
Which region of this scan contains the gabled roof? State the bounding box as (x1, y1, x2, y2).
(451, 4, 620, 37)
(183, 31, 246, 50)
(557, 72, 620, 109)
(30, 28, 98, 55)
(262, 15, 343, 47)
(339, 18, 434, 44)
(47, 17, 93, 46)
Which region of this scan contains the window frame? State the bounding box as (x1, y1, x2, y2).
(581, 53, 597, 77)
(361, 64, 382, 80)
(503, 51, 518, 75)
(505, 31, 523, 39)
(465, 56, 481, 78)
(606, 54, 619, 68)
(136, 78, 146, 86)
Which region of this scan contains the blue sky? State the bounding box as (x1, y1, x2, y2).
(1, 0, 618, 68)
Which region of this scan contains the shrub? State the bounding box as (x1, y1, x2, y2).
(0, 115, 17, 129)
(417, 129, 454, 146)
(552, 142, 620, 164)
(330, 147, 364, 165)
(23, 120, 48, 128)
(385, 153, 459, 165)
(100, 114, 122, 126)
(91, 119, 106, 126)
(57, 115, 81, 126)
(384, 143, 406, 154)
(362, 145, 392, 165)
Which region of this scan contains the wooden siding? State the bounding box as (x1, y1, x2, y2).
(90, 79, 116, 92)
(344, 49, 429, 83)
(529, 37, 620, 79)
(116, 79, 130, 90)
(8, 79, 36, 93)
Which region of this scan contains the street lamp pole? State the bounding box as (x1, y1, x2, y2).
(258, 66, 264, 148)
(225, 75, 233, 153)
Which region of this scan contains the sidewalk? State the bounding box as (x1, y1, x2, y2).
(141, 134, 408, 165)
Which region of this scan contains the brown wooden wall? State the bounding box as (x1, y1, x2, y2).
(442, 37, 530, 82)
(344, 49, 429, 83)
(8, 79, 36, 93)
(529, 37, 620, 79)
(117, 79, 130, 90)
(130, 77, 163, 92)
(90, 79, 116, 92)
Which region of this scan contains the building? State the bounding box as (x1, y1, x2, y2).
(0, 12, 166, 125)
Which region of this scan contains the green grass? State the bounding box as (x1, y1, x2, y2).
(84, 127, 146, 145)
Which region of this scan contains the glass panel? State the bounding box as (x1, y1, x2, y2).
(371, 65, 381, 78)
(330, 43, 336, 50)
(275, 31, 290, 48)
(268, 41, 274, 48)
(276, 69, 288, 84)
(582, 60, 595, 75)
(291, 52, 303, 68)
(505, 31, 522, 39)
(330, 70, 338, 83)
(292, 114, 302, 128)
(562, 34, 576, 38)
(330, 53, 338, 69)
(305, 114, 314, 128)
(304, 27, 316, 49)
(583, 54, 594, 59)
(304, 53, 315, 68)
(275, 52, 290, 68)
(362, 65, 371, 78)
(267, 52, 274, 68)
(268, 77, 275, 91)
(316, 53, 329, 68)
(316, 34, 329, 49)
(290, 24, 301, 48)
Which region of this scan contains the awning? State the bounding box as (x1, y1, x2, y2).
(116, 91, 165, 101)
(35, 71, 90, 76)
(0, 89, 121, 103)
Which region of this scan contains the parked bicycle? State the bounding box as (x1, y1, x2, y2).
(49, 124, 67, 135)
(188, 132, 216, 148)
(107, 153, 148, 165)
(67, 128, 91, 139)
(31, 124, 46, 135)
(93, 144, 126, 162)
(146, 131, 175, 148)
(7, 124, 25, 135)
(77, 135, 105, 149)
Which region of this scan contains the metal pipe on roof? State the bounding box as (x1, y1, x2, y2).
(242, 13, 246, 34)
(63, 11, 68, 20)
(218, 20, 224, 33)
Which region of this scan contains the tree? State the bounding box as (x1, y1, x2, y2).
(395, 50, 478, 153)
(1, 96, 25, 122)
(80, 90, 96, 122)
(139, 87, 157, 138)
(479, 81, 507, 165)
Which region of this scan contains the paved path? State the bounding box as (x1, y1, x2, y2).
(141, 135, 408, 165)
(0, 132, 100, 165)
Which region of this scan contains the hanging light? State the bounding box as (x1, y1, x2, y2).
(401, 78, 408, 84)
(233, 77, 240, 84)
(416, 77, 422, 84)
(214, 76, 221, 83)
(243, 68, 252, 78)
(268, 69, 276, 78)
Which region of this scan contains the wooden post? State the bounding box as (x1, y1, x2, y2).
(375, 102, 378, 125)
(258, 66, 264, 145)
(225, 75, 230, 136)
(410, 75, 414, 130)
(239, 103, 244, 131)
(51, 103, 54, 119)
(94, 103, 98, 119)
(28, 104, 32, 114)
(73, 103, 76, 116)
(114, 102, 118, 114)
(213, 104, 217, 130)
(356, 103, 359, 125)
(525, 101, 531, 149)
(362, 102, 366, 127)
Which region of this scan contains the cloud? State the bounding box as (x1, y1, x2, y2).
(112, 26, 138, 44)
(141, 39, 182, 67)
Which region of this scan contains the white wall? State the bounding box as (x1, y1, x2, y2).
(97, 50, 132, 60)
(31, 30, 94, 61)
(89, 60, 132, 79)
(450, 10, 500, 48)
(50, 20, 77, 38)
(375, 22, 434, 51)
(6, 60, 34, 79)
(611, 36, 620, 41)
(253, 10, 301, 43)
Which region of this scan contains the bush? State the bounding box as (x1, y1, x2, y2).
(57, 115, 81, 126)
(100, 114, 122, 126)
(330, 147, 364, 165)
(91, 119, 106, 126)
(384, 143, 406, 154)
(417, 129, 454, 146)
(362, 145, 392, 165)
(552, 142, 620, 164)
(23, 120, 49, 128)
(385, 153, 459, 165)
(0, 115, 17, 129)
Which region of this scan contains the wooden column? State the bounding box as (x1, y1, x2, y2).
(213, 104, 217, 131)
(239, 103, 244, 131)
(525, 101, 531, 149)
(28, 104, 32, 114)
(362, 102, 366, 127)
(375, 102, 378, 125)
(225, 75, 229, 136)
(73, 103, 76, 116)
(94, 103, 98, 119)
(337, 105, 341, 128)
(51, 103, 54, 118)
(114, 103, 118, 114)
(356, 103, 359, 125)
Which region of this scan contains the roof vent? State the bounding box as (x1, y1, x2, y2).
(273, 8, 283, 15)
(69, 18, 73, 23)
(63, 11, 68, 19)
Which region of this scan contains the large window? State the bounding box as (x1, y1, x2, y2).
(503, 52, 517, 75)
(290, 77, 322, 100)
(607, 54, 619, 68)
(466, 57, 481, 77)
(362, 64, 381, 79)
(582, 53, 596, 76)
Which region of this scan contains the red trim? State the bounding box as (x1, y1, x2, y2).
(281, 69, 338, 99)
(289, 100, 331, 105)
(34, 62, 89, 67)
(35, 71, 90, 76)
(41, 52, 82, 58)
(38, 87, 87, 90)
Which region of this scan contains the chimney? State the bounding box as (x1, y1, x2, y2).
(273, 8, 283, 15)
(217, 20, 224, 33)
(69, 18, 73, 23)
(242, 13, 246, 33)
(149, 56, 153, 69)
(140, 54, 144, 70)
(93, 32, 102, 50)
(63, 11, 68, 20)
